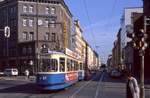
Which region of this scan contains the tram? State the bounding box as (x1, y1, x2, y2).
(36, 49, 84, 90)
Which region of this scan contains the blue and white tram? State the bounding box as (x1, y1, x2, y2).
(36, 52, 81, 90)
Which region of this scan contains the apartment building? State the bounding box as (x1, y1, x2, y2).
(0, 0, 73, 74)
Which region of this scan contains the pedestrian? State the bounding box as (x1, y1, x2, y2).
(126, 72, 140, 98)
(25, 69, 30, 79)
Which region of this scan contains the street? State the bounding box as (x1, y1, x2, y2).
(0, 71, 149, 98)
(0, 72, 150, 98)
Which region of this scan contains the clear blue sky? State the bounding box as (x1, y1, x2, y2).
(64, 0, 143, 63)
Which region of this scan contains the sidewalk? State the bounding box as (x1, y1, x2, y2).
(0, 76, 36, 81)
(145, 84, 150, 89)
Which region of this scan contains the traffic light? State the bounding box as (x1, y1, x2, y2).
(127, 29, 148, 50)
(139, 29, 148, 50)
(127, 33, 139, 49)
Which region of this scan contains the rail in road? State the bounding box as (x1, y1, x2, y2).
(68, 71, 105, 98)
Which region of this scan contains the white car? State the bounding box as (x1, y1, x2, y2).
(4, 68, 18, 76)
(0, 72, 4, 76)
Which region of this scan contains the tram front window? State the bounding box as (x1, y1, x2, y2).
(49, 59, 58, 72)
(40, 59, 58, 72)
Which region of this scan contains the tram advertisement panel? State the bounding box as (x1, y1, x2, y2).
(65, 72, 78, 82)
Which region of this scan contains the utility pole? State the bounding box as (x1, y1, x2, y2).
(139, 16, 149, 98)
(0, 27, 10, 68)
(127, 16, 149, 98)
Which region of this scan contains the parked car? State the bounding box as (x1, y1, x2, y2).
(110, 69, 122, 78)
(0, 72, 4, 76)
(4, 68, 18, 76)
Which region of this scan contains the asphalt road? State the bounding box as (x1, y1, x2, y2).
(0, 71, 149, 98)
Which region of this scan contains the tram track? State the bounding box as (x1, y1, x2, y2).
(69, 71, 105, 98)
(94, 71, 105, 98)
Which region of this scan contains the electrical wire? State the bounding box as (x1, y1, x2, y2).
(83, 0, 97, 50)
(82, 0, 118, 63)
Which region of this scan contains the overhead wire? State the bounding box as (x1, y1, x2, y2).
(83, 0, 117, 62)
(106, 0, 118, 29)
(82, 0, 97, 51)
(104, 0, 118, 62)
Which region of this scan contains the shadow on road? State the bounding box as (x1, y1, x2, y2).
(0, 83, 60, 94)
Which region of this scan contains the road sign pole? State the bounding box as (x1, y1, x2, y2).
(4, 26, 10, 68)
(139, 50, 145, 98)
(139, 16, 149, 98)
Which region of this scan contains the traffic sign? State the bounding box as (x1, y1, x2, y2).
(4, 26, 10, 38)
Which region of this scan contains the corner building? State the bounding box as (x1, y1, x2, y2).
(143, 0, 150, 79)
(0, 0, 73, 74)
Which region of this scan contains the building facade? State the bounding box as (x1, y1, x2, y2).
(0, 0, 73, 74)
(73, 20, 86, 63)
(120, 7, 143, 70)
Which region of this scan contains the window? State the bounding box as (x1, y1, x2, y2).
(14, 19, 17, 27)
(29, 32, 34, 40)
(45, 7, 50, 14)
(10, 20, 14, 28)
(51, 7, 56, 14)
(29, 5, 33, 13)
(51, 33, 56, 42)
(49, 59, 58, 72)
(38, 19, 43, 26)
(60, 10, 63, 17)
(44, 32, 50, 40)
(40, 59, 58, 72)
(28, 47, 32, 54)
(22, 32, 28, 40)
(22, 47, 26, 55)
(59, 58, 65, 72)
(13, 7, 17, 13)
(45, 20, 49, 27)
(67, 59, 72, 71)
(50, 20, 56, 28)
(23, 19, 27, 27)
(10, 7, 13, 14)
(23, 5, 27, 13)
(29, 19, 33, 27)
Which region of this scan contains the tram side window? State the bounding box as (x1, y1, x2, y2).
(49, 59, 58, 72)
(74, 61, 78, 71)
(80, 63, 83, 70)
(59, 58, 65, 72)
(71, 60, 75, 71)
(67, 59, 71, 71)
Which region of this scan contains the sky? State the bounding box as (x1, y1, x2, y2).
(64, 0, 143, 63)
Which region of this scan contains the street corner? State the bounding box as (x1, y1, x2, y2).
(0, 77, 5, 80)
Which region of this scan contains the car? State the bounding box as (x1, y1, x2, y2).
(110, 69, 122, 78)
(0, 72, 4, 76)
(4, 68, 18, 76)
